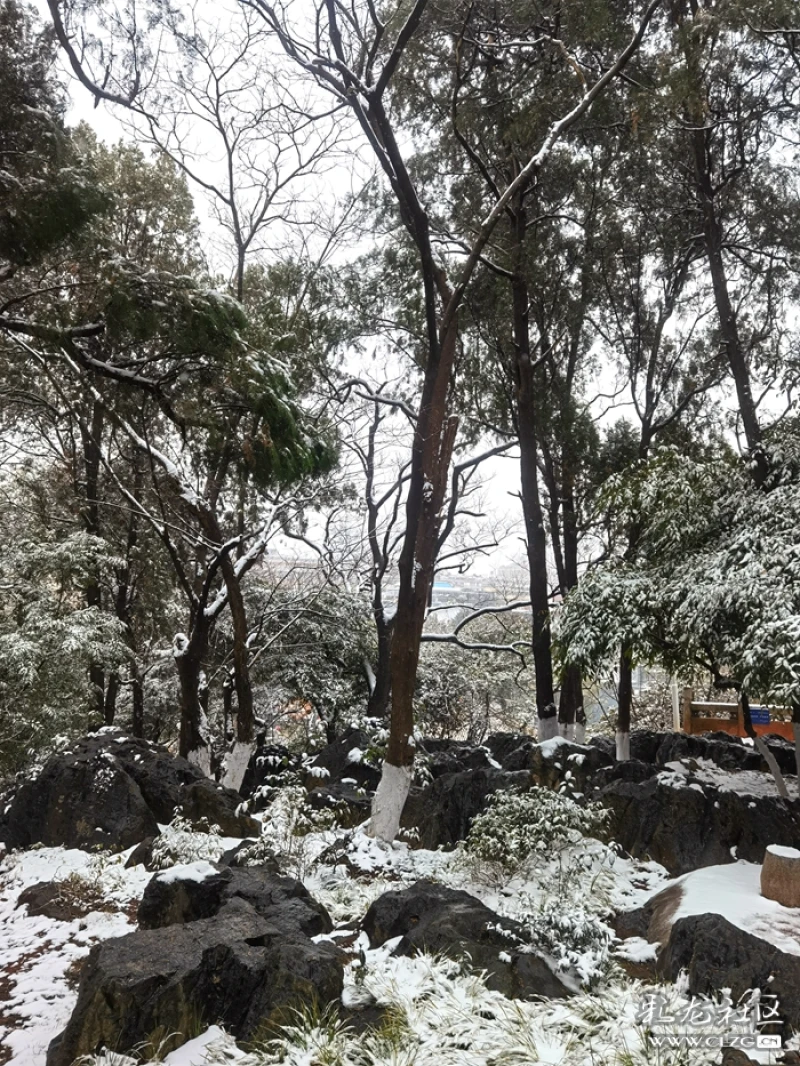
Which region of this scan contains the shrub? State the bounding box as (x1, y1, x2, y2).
(464, 787, 609, 875)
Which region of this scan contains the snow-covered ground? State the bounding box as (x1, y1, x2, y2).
(0, 846, 150, 1065)
(640, 860, 800, 957)
(2, 770, 798, 1066)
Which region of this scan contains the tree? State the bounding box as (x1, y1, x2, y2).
(0, 9, 334, 769)
(245, 0, 661, 841)
(559, 429, 800, 791)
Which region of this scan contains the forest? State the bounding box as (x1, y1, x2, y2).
(2, 0, 800, 1062)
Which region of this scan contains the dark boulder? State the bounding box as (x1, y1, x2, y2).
(658, 913, 800, 1034)
(363, 880, 571, 1000)
(418, 739, 497, 778)
(124, 836, 158, 870)
(108, 736, 209, 822)
(179, 779, 260, 837)
(306, 728, 381, 792)
(598, 776, 800, 875)
(137, 862, 332, 938)
(485, 732, 529, 766)
(307, 782, 371, 828)
(0, 730, 258, 852)
(653, 732, 763, 773)
(46, 897, 344, 1066)
(0, 734, 159, 851)
(502, 737, 613, 791)
(401, 768, 530, 849)
(16, 881, 109, 922)
(218, 838, 280, 871)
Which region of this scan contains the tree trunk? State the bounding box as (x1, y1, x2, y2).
(511, 210, 556, 741)
(81, 400, 106, 720)
(366, 622, 392, 721)
(682, 36, 765, 478)
(559, 664, 584, 742)
(103, 673, 119, 726)
(740, 691, 788, 798)
(558, 481, 584, 740)
(176, 624, 211, 773)
(131, 664, 144, 738)
(616, 644, 633, 760)
(371, 320, 459, 842)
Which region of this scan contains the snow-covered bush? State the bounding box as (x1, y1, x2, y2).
(257, 785, 339, 879)
(149, 815, 228, 870)
(465, 787, 609, 877)
(525, 900, 614, 986)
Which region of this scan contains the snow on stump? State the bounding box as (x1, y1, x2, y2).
(761, 844, 800, 908)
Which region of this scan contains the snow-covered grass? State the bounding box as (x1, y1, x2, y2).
(0, 845, 151, 1065)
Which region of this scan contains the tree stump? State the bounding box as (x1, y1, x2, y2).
(761, 844, 800, 908)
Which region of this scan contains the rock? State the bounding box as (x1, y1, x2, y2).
(597, 776, 800, 875)
(592, 759, 657, 789)
(16, 881, 107, 922)
(721, 1051, 759, 1066)
(418, 739, 497, 778)
(219, 838, 280, 871)
(653, 732, 763, 773)
(658, 913, 800, 1033)
(179, 779, 260, 837)
(502, 737, 613, 791)
(107, 735, 209, 822)
(125, 836, 157, 870)
(761, 844, 800, 908)
(613, 882, 685, 948)
(0, 734, 159, 851)
(137, 862, 332, 937)
(0, 730, 258, 852)
(363, 880, 571, 1001)
(306, 728, 381, 792)
(401, 768, 530, 849)
(306, 782, 371, 828)
(46, 896, 344, 1066)
(485, 732, 530, 766)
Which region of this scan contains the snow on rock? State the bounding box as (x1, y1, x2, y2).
(658, 757, 798, 799)
(648, 860, 800, 957)
(614, 937, 659, 964)
(155, 860, 219, 885)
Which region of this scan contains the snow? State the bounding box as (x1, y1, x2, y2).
(156, 860, 218, 885)
(346, 746, 363, 763)
(0, 846, 150, 1065)
(643, 861, 800, 957)
(7, 778, 794, 1066)
(536, 735, 571, 756)
(658, 757, 798, 799)
(614, 936, 659, 963)
(161, 1026, 233, 1064)
(766, 844, 800, 860)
